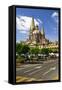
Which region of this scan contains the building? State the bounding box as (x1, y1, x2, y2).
(26, 17, 49, 47)
(24, 17, 59, 49)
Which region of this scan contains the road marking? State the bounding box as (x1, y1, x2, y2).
(50, 67, 56, 70)
(16, 64, 41, 71)
(27, 78, 36, 81)
(35, 66, 42, 69)
(25, 66, 56, 76)
(16, 76, 36, 82)
(26, 64, 41, 67)
(43, 67, 56, 76)
(24, 66, 42, 73)
(16, 68, 25, 71)
(28, 65, 56, 76)
(24, 68, 36, 73)
(28, 69, 42, 75)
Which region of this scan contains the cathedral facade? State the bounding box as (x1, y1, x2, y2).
(27, 17, 49, 46)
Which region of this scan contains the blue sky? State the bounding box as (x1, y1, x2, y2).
(16, 7, 59, 42)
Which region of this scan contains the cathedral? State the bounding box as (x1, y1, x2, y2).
(26, 17, 49, 47)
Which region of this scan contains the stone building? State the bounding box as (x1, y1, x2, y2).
(27, 17, 49, 46)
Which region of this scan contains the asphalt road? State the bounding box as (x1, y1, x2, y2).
(16, 59, 59, 82)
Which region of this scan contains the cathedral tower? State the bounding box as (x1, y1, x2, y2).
(41, 26, 45, 38)
(30, 17, 35, 31)
(29, 17, 35, 41)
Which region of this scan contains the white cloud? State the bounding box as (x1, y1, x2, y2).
(19, 30, 27, 34)
(16, 16, 42, 33)
(37, 19, 43, 24)
(34, 19, 39, 25)
(51, 12, 59, 23)
(51, 12, 58, 18)
(16, 16, 31, 31)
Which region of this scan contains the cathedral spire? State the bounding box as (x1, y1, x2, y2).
(41, 26, 45, 37)
(29, 17, 35, 41)
(30, 17, 35, 31)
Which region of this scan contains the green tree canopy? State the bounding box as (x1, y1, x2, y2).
(30, 47, 40, 54)
(16, 43, 30, 55)
(21, 44, 30, 54)
(16, 43, 22, 55)
(40, 48, 49, 55)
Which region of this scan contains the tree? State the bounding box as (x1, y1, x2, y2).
(30, 47, 39, 55)
(16, 43, 30, 63)
(48, 48, 53, 53)
(16, 43, 30, 55)
(16, 43, 22, 55)
(52, 48, 58, 53)
(40, 48, 49, 56)
(21, 44, 30, 54)
(29, 47, 40, 62)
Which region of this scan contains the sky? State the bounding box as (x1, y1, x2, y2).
(16, 7, 59, 42)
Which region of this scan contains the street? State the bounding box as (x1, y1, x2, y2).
(16, 59, 59, 82)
